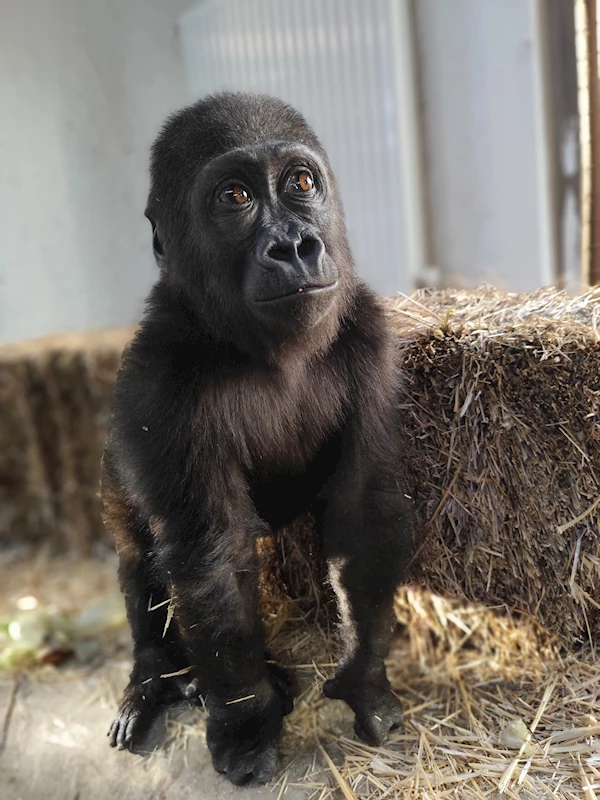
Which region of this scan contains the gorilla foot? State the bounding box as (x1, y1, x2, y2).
(211, 739, 278, 786)
(324, 675, 403, 746)
(266, 660, 295, 717)
(206, 677, 289, 785)
(108, 679, 161, 751)
(182, 660, 294, 716)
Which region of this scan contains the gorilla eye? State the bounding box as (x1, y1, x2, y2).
(220, 185, 251, 206)
(286, 169, 315, 194)
(152, 227, 164, 257)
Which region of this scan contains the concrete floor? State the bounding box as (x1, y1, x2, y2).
(0, 661, 321, 800)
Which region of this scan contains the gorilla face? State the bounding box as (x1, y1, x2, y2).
(201, 141, 339, 332)
(145, 94, 356, 355)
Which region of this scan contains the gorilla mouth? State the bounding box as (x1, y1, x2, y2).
(256, 281, 338, 304)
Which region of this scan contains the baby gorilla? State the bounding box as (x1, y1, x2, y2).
(102, 92, 417, 785)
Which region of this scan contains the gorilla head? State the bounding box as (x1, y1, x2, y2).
(145, 93, 356, 356)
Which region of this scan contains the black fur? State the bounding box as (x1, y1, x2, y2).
(102, 92, 417, 785)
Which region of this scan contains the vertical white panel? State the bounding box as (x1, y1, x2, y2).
(0, 0, 192, 343)
(414, 0, 555, 291)
(179, 0, 419, 295)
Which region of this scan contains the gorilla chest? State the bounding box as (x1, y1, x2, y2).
(202, 365, 347, 474)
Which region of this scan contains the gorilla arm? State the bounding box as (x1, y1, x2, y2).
(105, 344, 291, 784)
(321, 299, 416, 745)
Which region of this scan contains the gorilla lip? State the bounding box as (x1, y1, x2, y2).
(256, 281, 338, 303)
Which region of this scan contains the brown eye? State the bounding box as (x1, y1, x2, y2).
(298, 171, 313, 191)
(221, 185, 251, 205)
(287, 169, 315, 194)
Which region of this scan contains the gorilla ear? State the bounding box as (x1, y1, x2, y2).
(145, 209, 165, 268)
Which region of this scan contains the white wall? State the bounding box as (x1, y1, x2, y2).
(0, 0, 192, 343)
(414, 0, 556, 291)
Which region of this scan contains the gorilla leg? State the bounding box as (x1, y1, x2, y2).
(102, 472, 187, 750)
(107, 555, 189, 750)
(152, 508, 292, 786)
(322, 473, 415, 745)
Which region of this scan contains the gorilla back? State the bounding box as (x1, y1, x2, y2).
(102, 92, 417, 786)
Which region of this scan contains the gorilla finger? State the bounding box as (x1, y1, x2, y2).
(226, 766, 254, 787)
(323, 678, 342, 700)
(354, 717, 386, 746)
(125, 714, 140, 744)
(108, 719, 119, 748)
(117, 714, 136, 750)
(252, 742, 278, 783)
(389, 707, 404, 730)
(281, 695, 294, 717)
(225, 743, 277, 786)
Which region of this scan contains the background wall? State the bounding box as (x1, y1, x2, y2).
(0, 0, 191, 342)
(0, 0, 578, 343)
(414, 0, 558, 291)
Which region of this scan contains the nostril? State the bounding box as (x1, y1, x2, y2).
(265, 235, 319, 264)
(267, 244, 292, 262)
(297, 237, 317, 259)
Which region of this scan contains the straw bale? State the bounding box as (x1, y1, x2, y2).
(0, 329, 134, 550)
(387, 286, 600, 644)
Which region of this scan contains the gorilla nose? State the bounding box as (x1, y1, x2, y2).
(260, 232, 324, 270)
(268, 234, 317, 262)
